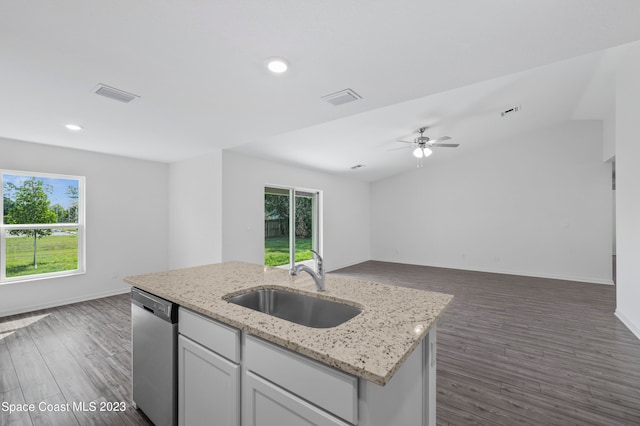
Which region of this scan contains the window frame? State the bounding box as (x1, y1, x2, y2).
(264, 184, 323, 269)
(1, 169, 86, 284)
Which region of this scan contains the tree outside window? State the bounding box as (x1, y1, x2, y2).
(264, 186, 320, 268)
(1, 171, 85, 282)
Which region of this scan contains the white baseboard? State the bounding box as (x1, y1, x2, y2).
(451, 264, 614, 285)
(0, 287, 131, 318)
(615, 309, 640, 341)
(370, 257, 614, 285)
(326, 258, 371, 273)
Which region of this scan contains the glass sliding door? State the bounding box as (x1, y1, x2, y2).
(264, 186, 321, 268)
(264, 187, 291, 267)
(294, 190, 316, 264)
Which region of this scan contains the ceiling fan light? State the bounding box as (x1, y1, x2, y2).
(65, 123, 83, 131)
(413, 147, 424, 158)
(423, 147, 433, 157)
(266, 57, 289, 73)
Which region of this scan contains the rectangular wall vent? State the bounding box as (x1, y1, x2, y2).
(321, 88, 362, 106)
(93, 84, 140, 103)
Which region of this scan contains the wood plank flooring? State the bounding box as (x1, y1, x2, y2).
(0, 294, 152, 426)
(1, 261, 639, 425)
(333, 261, 640, 426)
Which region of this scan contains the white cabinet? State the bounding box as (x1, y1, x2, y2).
(244, 371, 350, 426)
(178, 336, 240, 426)
(244, 335, 358, 424)
(243, 333, 436, 426)
(242, 335, 358, 426)
(176, 307, 437, 426)
(179, 308, 240, 362)
(178, 308, 241, 426)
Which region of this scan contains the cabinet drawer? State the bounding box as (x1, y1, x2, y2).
(244, 371, 350, 426)
(179, 307, 240, 363)
(245, 335, 358, 424)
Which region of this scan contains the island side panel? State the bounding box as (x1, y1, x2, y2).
(425, 325, 437, 426)
(358, 331, 435, 426)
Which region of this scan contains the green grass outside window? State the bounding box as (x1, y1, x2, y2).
(265, 237, 312, 267)
(5, 234, 78, 278)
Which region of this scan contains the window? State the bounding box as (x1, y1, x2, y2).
(1, 170, 85, 283)
(264, 186, 321, 268)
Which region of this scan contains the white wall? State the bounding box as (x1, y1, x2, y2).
(169, 151, 222, 269)
(615, 42, 640, 339)
(221, 151, 370, 271)
(603, 109, 617, 256)
(603, 109, 616, 162)
(0, 137, 169, 316)
(370, 120, 613, 284)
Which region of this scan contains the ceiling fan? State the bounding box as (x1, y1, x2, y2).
(390, 127, 458, 165)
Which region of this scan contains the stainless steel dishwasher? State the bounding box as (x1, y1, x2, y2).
(131, 287, 178, 426)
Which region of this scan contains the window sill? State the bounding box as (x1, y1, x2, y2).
(0, 269, 86, 286)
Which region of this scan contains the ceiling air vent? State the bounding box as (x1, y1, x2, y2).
(93, 83, 140, 103)
(500, 105, 521, 117)
(322, 88, 362, 106)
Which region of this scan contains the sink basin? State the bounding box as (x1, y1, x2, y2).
(225, 288, 362, 328)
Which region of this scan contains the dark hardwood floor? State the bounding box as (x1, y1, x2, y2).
(333, 261, 640, 426)
(1, 261, 639, 425)
(0, 293, 152, 426)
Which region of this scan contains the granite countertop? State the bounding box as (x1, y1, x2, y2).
(124, 261, 453, 386)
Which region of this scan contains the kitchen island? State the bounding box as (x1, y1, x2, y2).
(125, 261, 453, 426)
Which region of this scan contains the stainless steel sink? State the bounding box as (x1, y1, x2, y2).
(225, 288, 362, 328)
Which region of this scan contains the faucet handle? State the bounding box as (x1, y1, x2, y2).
(311, 250, 323, 274)
(310, 249, 321, 261)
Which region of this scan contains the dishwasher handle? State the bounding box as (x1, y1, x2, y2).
(131, 287, 178, 323)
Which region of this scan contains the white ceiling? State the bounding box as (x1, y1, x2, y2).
(2, 1, 640, 181)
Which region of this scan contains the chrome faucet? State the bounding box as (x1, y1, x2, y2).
(290, 250, 325, 292)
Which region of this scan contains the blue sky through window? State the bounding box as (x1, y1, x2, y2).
(3, 174, 79, 209)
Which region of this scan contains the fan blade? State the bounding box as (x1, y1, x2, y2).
(395, 139, 414, 144)
(387, 145, 412, 151)
(429, 136, 451, 143)
(432, 143, 459, 148)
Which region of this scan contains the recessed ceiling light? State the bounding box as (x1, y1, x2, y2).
(65, 124, 83, 131)
(266, 57, 289, 73)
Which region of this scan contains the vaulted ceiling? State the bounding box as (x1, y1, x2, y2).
(2, 1, 640, 181)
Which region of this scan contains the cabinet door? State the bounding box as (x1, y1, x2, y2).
(244, 335, 357, 423)
(243, 371, 350, 426)
(178, 335, 240, 426)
